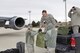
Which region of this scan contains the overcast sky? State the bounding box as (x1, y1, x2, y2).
(0, 0, 80, 24)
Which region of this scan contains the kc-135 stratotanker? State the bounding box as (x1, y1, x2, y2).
(0, 16, 27, 30)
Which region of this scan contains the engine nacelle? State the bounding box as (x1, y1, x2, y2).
(9, 17, 25, 30)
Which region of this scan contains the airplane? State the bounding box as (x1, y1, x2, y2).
(0, 16, 26, 30)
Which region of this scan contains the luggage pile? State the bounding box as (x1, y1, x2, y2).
(55, 35, 71, 53)
(0, 48, 19, 53)
(56, 34, 80, 53)
(0, 42, 25, 53)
